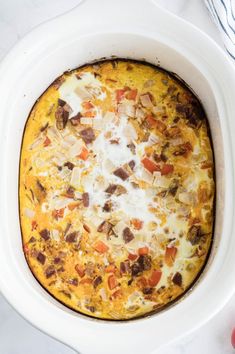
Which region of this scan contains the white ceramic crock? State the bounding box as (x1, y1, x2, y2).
(0, 0, 235, 353)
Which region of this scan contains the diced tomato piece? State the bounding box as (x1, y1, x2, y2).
(93, 240, 109, 254)
(108, 275, 118, 290)
(43, 136, 51, 147)
(146, 114, 156, 127)
(116, 89, 126, 103)
(138, 246, 149, 255)
(82, 101, 94, 110)
(75, 264, 85, 278)
(31, 220, 38, 231)
(141, 157, 161, 174)
(165, 246, 177, 267)
(80, 278, 92, 285)
(161, 164, 174, 175)
(148, 270, 162, 287)
(105, 264, 116, 273)
(128, 253, 138, 261)
(111, 289, 122, 299)
(52, 208, 64, 220)
(126, 89, 138, 101)
(78, 146, 89, 160)
(131, 218, 143, 230)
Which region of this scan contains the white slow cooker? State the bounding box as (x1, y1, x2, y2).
(0, 0, 235, 353)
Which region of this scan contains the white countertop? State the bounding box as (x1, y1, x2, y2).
(0, 0, 234, 353)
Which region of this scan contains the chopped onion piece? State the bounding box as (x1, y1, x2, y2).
(47, 127, 62, 142)
(85, 85, 102, 98)
(123, 123, 137, 142)
(24, 208, 35, 218)
(52, 151, 67, 166)
(144, 79, 155, 88)
(75, 86, 93, 100)
(113, 220, 128, 237)
(103, 158, 116, 173)
(118, 102, 135, 117)
(51, 229, 60, 241)
(69, 140, 83, 158)
(41, 202, 49, 213)
(178, 192, 196, 205)
(51, 197, 73, 210)
(29, 136, 43, 150)
(135, 107, 145, 121)
(178, 205, 190, 217)
(92, 118, 104, 130)
(80, 118, 93, 125)
(90, 215, 104, 227)
(35, 159, 46, 168)
(70, 167, 81, 188)
(103, 111, 116, 124)
(153, 106, 165, 114)
(64, 135, 77, 145)
(148, 133, 160, 146)
(140, 94, 153, 108)
(153, 174, 171, 188)
(138, 169, 154, 184)
(171, 138, 184, 146)
(99, 288, 108, 301)
(74, 191, 82, 199)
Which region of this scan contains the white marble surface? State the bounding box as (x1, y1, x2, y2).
(0, 0, 234, 353)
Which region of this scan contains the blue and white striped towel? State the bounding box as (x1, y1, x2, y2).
(205, 0, 235, 60)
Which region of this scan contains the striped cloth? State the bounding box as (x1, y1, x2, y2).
(204, 0, 235, 60)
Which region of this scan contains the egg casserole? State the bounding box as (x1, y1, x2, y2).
(20, 60, 215, 320)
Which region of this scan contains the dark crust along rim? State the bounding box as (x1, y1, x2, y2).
(18, 58, 216, 322)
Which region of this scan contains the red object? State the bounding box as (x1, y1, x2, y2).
(126, 89, 138, 101)
(161, 164, 174, 175)
(93, 240, 109, 253)
(131, 218, 143, 230)
(128, 253, 138, 261)
(43, 136, 51, 147)
(78, 147, 89, 160)
(116, 89, 126, 103)
(31, 220, 38, 230)
(141, 157, 161, 174)
(111, 289, 122, 299)
(138, 246, 149, 255)
(75, 264, 85, 278)
(82, 101, 94, 110)
(165, 246, 178, 267)
(146, 114, 156, 127)
(231, 328, 235, 348)
(52, 208, 64, 220)
(108, 275, 118, 290)
(148, 270, 162, 287)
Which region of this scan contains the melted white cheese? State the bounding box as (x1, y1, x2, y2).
(59, 72, 106, 117)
